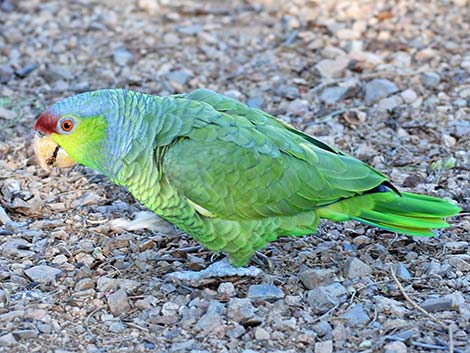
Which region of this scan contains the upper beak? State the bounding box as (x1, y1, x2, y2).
(34, 135, 76, 170)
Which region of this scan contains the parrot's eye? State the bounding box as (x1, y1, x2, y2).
(58, 116, 76, 134)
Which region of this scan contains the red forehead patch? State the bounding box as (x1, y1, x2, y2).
(34, 112, 59, 134)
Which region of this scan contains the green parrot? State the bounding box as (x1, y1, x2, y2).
(34, 89, 460, 266)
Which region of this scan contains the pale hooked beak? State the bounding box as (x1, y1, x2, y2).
(33, 135, 76, 170)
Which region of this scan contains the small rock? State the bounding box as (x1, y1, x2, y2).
(365, 79, 399, 104)
(254, 327, 270, 340)
(0, 107, 15, 120)
(315, 340, 333, 353)
(12, 329, 38, 339)
(97, 277, 118, 292)
(24, 265, 61, 283)
(287, 99, 309, 116)
(75, 278, 94, 291)
(170, 340, 195, 352)
(15, 63, 38, 78)
(162, 32, 180, 46)
(400, 89, 418, 103)
(313, 321, 333, 337)
(319, 86, 349, 104)
(447, 255, 470, 271)
(217, 282, 236, 297)
(226, 323, 246, 338)
(107, 289, 130, 316)
(247, 284, 285, 301)
(341, 304, 369, 327)
(108, 321, 126, 333)
(176, 24, 203, 35)
(375, 296, 409, 317)
(445, 241, 469, 253)
(394, 263, 412, 279)
(167, 69, 193, 86)
(195, 300, 224, 334)
(113, 47, 134, 66)
(377, 95, 403, 111)
(420, 72, 441, 88)
(276, 85, 300, 99)
(384, 341, 407, 353)
(247, 96, 265, 109)
(420, 297, 454, 312)
(306, 283, 347, 314)
(0, 65, 14, 83)
(343, 257, 372, 278)
(0, 333, 17, 346)
(449, 120, 470, 138)
(52, 254, 68, 265)
(315, 56, 350, 78)
(227, 298, 255, 322)
(298, 267, 335, 289)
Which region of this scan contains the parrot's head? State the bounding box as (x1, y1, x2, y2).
(34, 90, 113, 172)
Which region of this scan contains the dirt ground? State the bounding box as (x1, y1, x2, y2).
(0, 0, 469, 352)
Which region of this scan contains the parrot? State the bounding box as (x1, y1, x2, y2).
(33, 89, 460, 267)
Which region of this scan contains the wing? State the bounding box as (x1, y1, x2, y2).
(162, 89, 388, 220)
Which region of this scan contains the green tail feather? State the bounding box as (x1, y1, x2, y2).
(318, 191, 461, 236)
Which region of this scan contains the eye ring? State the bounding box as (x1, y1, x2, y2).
(58, 116, 76, 134)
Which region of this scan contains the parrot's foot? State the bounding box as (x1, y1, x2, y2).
(165, 258, 263, 287)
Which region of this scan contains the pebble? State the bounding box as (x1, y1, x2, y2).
(384, 341, 408, 353)
(341, 304, 369, 327)
(343, 257, 372, 279)
(107, 289, 130, 316)
(176, 24, 203, 35)
(445, 241, 469, 253)
(12, 329, 38, 339)
(313, 321, 333, 337)
(0, 333, 17, 346)
(226, 323, 246, 338)
(420, 72, 441, 88)
(247, 284, 285, 301)
(298, 267, 335, 289)
(394, 263, 412, 279)
(0, 65, 14, 83)
(97, 277, 118, 292)
(254, 327, 270, 340)
(400, 89, 418, 103)
(319, 86, 349, 104)
(15, 63, 38, 78)
(287, 99, 309, 116)
(217, 282, 236, 297)
(113, 47, 134, 66)
(0, 107, 15, 120)
(52, 254, 68, 265)
(24, 265, 61, 283)
(246, 96, 265, 109)
(108, 321, 126, 333)
(195, 300, 224, 334)
(306, 283, 347, 314)
(167, 69, 193, 86)
(227, 298, 255, 322)
(276, 85, 300, 99)
(315, 340, 333, 353)
(447, 254, 470, 271)
(375, 296, 409, 317)
(448, 120, 470, 138)
(420, 297, 453, 312)
(315, 56, 349, 78)
(377, 95, 403, 111)
(364, 79, 399, 104)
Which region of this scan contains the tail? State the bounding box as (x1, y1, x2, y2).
(317, 191, 461, 236)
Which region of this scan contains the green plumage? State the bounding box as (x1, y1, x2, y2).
(42, 89, 461, 266)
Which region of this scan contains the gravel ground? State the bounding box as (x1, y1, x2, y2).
(1, 0, 469, 352)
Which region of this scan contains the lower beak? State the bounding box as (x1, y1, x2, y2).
(34, 135, 76, 170)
